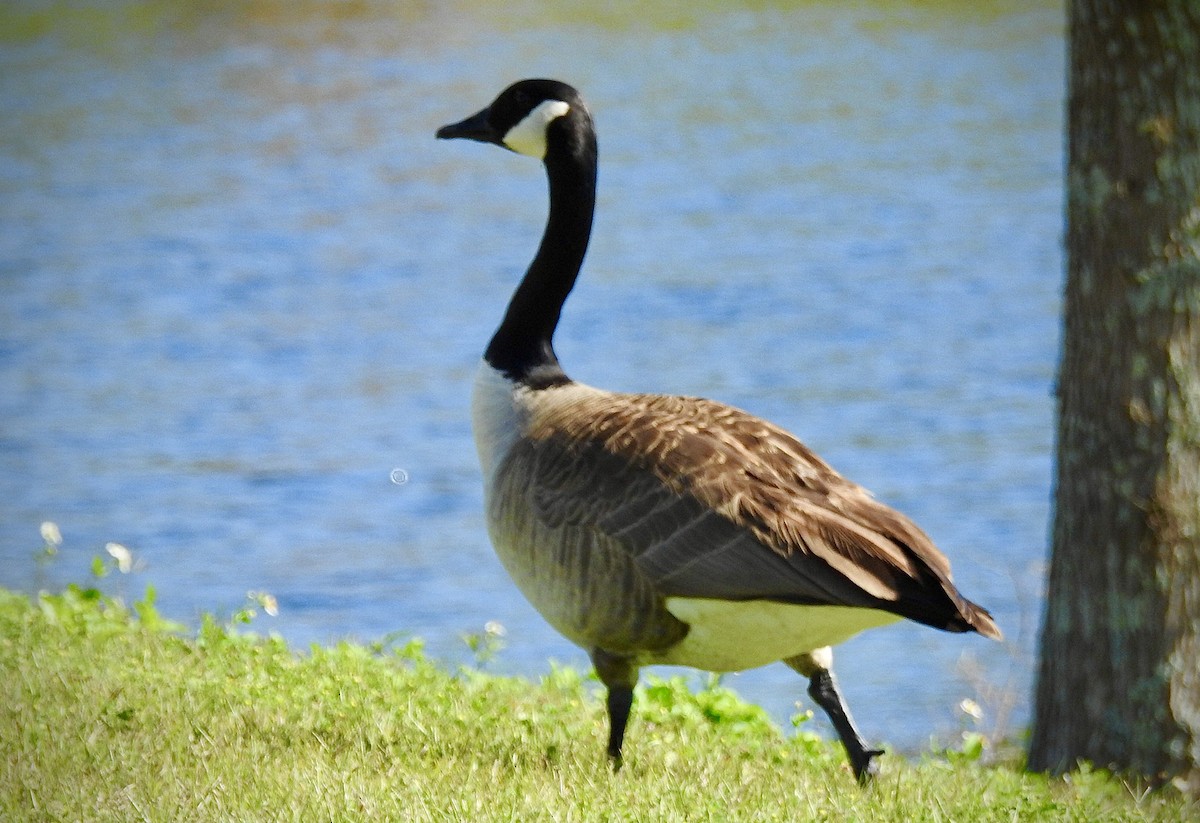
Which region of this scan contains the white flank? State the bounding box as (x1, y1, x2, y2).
(503, 99, 571, 158)
(658, 598, 901, 672)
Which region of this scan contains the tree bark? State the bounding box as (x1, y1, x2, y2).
(1029, 0, 1200, 795)
(1027, 0, 1200, 801)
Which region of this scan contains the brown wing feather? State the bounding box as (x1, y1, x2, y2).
(527, 386, 1001, 638)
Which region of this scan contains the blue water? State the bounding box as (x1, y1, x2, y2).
(0, 2, 1063, 751)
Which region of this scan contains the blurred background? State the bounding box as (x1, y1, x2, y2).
(0, 0, 1062, 752)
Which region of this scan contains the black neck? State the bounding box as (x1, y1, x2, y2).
(484, 126, 597, 387)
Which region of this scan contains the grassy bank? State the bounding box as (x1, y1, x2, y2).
(1, 581, 1193, 821)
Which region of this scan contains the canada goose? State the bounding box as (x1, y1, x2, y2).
(437, 78, 1001, 783)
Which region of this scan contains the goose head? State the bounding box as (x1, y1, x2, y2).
(436, 79, 592, 161)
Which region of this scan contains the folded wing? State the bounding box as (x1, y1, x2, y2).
(524, 388, 1000, 638)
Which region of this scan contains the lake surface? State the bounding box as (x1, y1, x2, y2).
(0, 1, 1063, 752)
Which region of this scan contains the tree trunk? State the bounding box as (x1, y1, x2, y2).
(1028, 0, 1200, 795)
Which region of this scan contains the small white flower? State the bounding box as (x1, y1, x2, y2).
(105, 542, 134, 573)
(959, 698, 984, 721)
(40, 521, 62, 546)
(249, 591, 279, 616)
(484, 620, 506, 638)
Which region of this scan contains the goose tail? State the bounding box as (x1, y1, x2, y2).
(958, 598, 1003, 641)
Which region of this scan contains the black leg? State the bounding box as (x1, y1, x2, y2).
(605, 684, 634, 765)
(787, 650, 883, 784)
(591, 649, 638, 770)
(808, 667, 883, 783)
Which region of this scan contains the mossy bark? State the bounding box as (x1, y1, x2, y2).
(1029, 0, 1200, 795)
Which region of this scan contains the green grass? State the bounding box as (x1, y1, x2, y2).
(1, 580, 1194, 821)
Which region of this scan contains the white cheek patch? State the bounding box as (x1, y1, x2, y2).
(503, 99, 571, 158)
